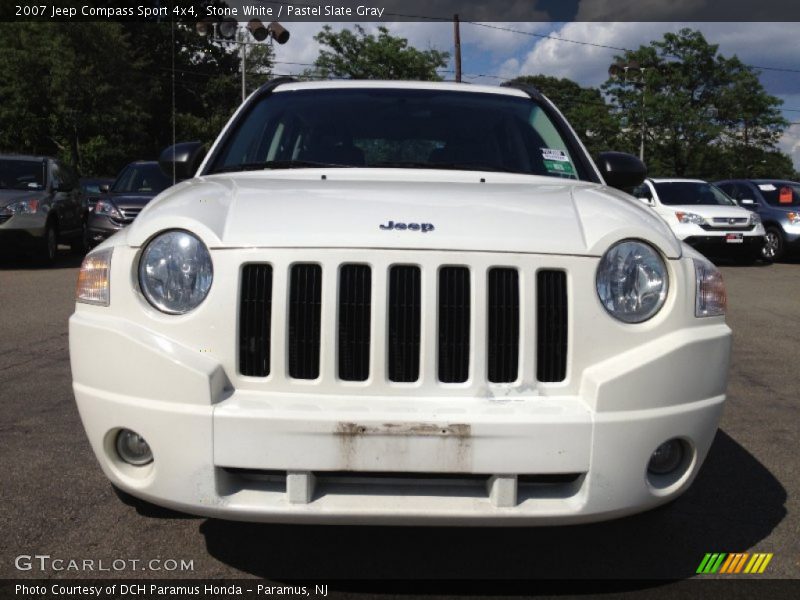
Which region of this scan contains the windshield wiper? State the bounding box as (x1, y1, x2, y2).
(211, 160, 352, 173)
(369, 161, 525, 174)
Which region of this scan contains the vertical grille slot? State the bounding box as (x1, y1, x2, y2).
(338, 264, 372, 381)
(537, 270, 568, 382)
(387, 265, 421, 382)
(438, 267, 471, 383)
(239, 264, 273, 377)
(487, 268, 519, 383)
(289, 264, 322, 380)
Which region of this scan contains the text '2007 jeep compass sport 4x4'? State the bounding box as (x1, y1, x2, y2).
(70, 80, 731, 525)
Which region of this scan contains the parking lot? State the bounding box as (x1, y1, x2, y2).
(0, 251, 798, 584)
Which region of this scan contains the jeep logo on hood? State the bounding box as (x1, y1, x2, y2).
(379, 220, 435, 233)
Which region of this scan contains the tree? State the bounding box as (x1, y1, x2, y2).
(504, 75, 622, 157)
(309, 25, 449, 81)
(0, 13, 272, 176)
(603, 28, 789, 179)
(0, 21, 151, 175)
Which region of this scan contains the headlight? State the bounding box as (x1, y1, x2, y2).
(675, 211, 704, 225)
(138, 230, 213, 314)
(3, 198, 40, 214)
(787, 212, 800, 225)
(596, 240, 669, 323)
(750, 212, 762, 225)
(94, 199, 122, 219)
(76, 248, 113, 306)
(694, 259, 726, 317)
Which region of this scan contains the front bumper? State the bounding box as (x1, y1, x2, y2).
(683, 234, 765, 256)
(0, 213, 46, 248)
(70, 311, 731, 525)
(87, 214, 125, 245)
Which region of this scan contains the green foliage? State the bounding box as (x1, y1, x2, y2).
(603, 28, 790, 180)
(504, 75, 621, 158)
(0, 18, 272, 177)
(309, 25, 449, 81)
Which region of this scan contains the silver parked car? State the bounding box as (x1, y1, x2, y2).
(0, 154, 85, 263)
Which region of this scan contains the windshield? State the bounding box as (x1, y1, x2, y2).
(653, 181, 736, 206)
(0, 159, 46, 191)
(111, 163, 171, 194)
(756, 182, 800, 207)
(208, 88, 588, 180)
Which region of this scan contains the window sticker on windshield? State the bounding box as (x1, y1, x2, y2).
(543, 160, 576, 176)
(758, 184, 777, 191)
(779, 187, 793, 204)
(541, 148, 576, 177)
(541, 148, 570, 162)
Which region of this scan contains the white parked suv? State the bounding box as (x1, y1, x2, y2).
(70, 79, 731, 525)
(633, 178, 766, 263)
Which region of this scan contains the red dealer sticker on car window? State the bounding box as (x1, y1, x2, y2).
(779, 187, 793, 204)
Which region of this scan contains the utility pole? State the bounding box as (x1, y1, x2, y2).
(239, 29, 247, 102)
(640, 76, 646, 162)
(609, 62, 649, 162)
(453, 14, 462, 83)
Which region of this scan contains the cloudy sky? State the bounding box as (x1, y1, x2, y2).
(262, 21, 800, 168)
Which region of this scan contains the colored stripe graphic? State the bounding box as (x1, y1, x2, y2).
(698, 552, 773, 574)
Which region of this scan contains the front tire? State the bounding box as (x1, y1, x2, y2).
(36, 221, 58, 265)
(762, 227, 784, 262)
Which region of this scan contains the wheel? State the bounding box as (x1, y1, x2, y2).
(36, 221, 58, 265)
(762, 227, 784, 262)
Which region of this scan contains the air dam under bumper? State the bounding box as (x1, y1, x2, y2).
(70, 313, 730, 525)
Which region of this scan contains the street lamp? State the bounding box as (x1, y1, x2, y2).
(197, 18, 291, 102)
(609, 61, 648, 162)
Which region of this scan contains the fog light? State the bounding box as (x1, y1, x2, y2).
(648, 439, 684, 475)
(115, 429, 153, 466)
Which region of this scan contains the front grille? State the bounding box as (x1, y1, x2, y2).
(239, 264, 273, 377)
(238, 260, 569, 386)
(487, 268, 520, 383)
(117, 206, 143, 224)
(712, 217, 748, 224)
(701, 219, 754, 231)
(388, 265, 421, 382)
(288, 264, 322, 380)
(338, 264, 371, 381)
(537, 270, 568, 382)
(438, 267, 471, 383)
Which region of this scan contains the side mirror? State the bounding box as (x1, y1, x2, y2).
(596, 152, 647, 191)
(99, 184, 110, 193)
(637, 196, 655, 207)
(159, 141, 206, 182)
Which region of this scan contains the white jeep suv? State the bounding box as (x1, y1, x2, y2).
(70, 79, 731, 525)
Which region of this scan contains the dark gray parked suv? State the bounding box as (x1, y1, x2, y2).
(0, 154, 85, 263)
(715, 179, 800, 261)
(87, 161, 171, 247)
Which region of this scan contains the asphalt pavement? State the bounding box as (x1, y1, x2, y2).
(0, 249, 797, 590)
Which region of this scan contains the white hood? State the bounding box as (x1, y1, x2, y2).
(126, 169, 682, 258)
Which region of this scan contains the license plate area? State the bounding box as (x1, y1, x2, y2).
(726, 233, 744, 243)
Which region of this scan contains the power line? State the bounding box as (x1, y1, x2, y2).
(461, 21, 800, 81)
(466, 22, 630, 52)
